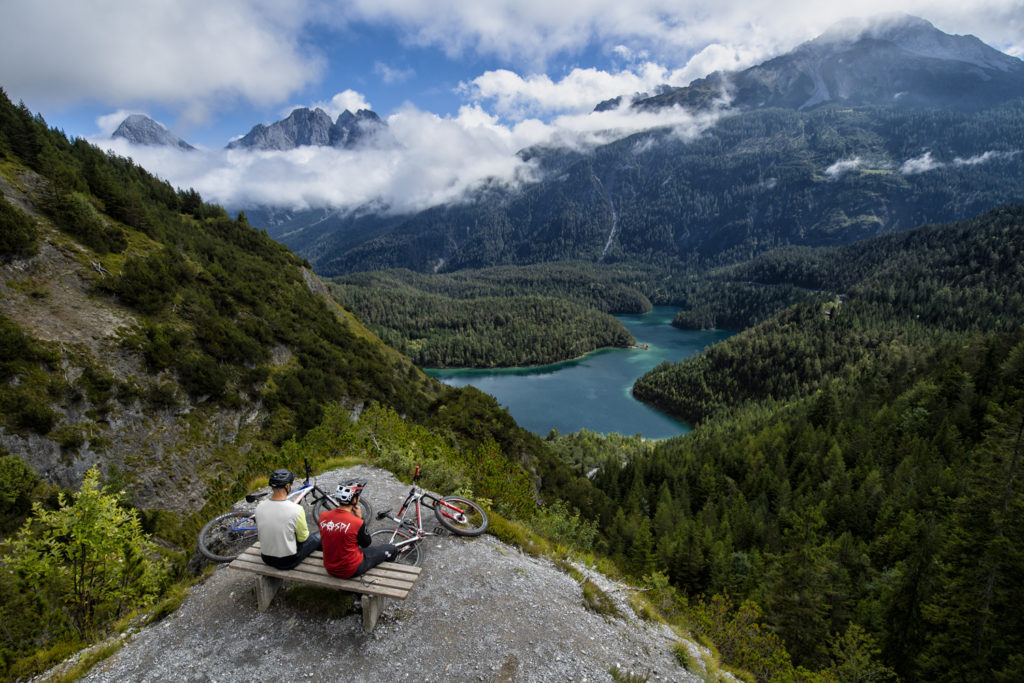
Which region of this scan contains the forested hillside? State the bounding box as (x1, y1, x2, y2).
(276, 100, 1024, 276)
(330, 265, 648, 367)
(0, 88, 442, 504)
(0, 90, 618, 680)
(636, 205, 1024, 422)
(596, 206, 1024, 680)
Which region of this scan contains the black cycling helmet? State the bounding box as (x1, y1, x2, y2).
(335, 479, 364, 505)
(268, 469, 295, 489)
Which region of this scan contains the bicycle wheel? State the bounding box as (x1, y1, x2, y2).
(434, 496, 488, 536)
(370, 527, 421, 567)
(312, 496, 373, 528)
(197, 511, 258, 562)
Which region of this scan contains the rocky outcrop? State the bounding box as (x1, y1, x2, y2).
(226, 107, 391, 151)
(112, 114, 195, 150)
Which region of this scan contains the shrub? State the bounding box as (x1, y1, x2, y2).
(6, 469, 169, 638)
(0, 453, 38, 530)
(45, 191, 126, 254)
(528, 500, 598, 550)
(0, 196, 38, 258)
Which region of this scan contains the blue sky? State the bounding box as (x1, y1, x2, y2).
(2, 0, 1022, 213)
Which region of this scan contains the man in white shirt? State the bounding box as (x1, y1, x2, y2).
(254, 469, 321, 569)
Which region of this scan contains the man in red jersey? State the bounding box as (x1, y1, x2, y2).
(319, 480, 399, 578)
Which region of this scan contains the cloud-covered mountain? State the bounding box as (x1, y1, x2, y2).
(225, 107, 391, 151)
(637, 14, 1024, 112)
(112, 114, 194, 150)
(257, 15, 1024, 276)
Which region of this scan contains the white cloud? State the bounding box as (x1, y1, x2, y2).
(374, 62, 415, 84)
(954, 150, 1021, 165)
(96, 99, 721, 214)
(341, 0, 1024, 76)
(825, 157, 867, 179)
(900, 151, 942, 174)
(312, 91, 373, 118)
(460, 63, 688, 120)
(0, 0, 318, 122)
(899, 148, 1021, 175)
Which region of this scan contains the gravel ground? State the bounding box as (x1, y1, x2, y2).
(78, 466, 707, 683)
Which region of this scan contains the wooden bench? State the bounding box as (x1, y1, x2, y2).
(229, 541, 421, 633)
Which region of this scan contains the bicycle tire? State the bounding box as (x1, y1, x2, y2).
(370, 527, 421, 566)
(434, 496, 488, 536)
(197, 511, 258, 562)
(312, 496, 373, 528)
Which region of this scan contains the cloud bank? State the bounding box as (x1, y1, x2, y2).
(98, 97, 719, 214)
(4, 0, 1021, 125)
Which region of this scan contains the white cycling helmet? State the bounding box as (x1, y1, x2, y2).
(335, 480, 364, 505)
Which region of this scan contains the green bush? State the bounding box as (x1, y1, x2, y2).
(0, 453, 38, 531)
(528, 500, 599, 550)
(45, 191, 126, 254)
(5, 470, 168, 639)
(0, 196, 38, 258)
(112, 249, 180, 314)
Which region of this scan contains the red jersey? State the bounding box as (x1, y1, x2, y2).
(319, 507, 367, 578)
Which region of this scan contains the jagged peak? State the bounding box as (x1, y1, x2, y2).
(111, 113, 195, 151)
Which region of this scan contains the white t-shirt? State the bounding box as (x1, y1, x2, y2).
(254, 499, 309, 558)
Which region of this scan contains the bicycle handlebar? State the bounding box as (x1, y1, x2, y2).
(413, 465, 420, 482)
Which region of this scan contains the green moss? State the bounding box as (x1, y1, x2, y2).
(581, 578, 621, 619)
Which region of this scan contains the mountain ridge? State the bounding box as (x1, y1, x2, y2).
(225, 106, 390, 151)
(637, 14, 1024, 112)
(252, 14, 1024, 276)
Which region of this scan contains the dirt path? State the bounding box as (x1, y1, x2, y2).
(78, 466, 705, 683)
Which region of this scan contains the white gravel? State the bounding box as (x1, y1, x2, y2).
(79, 466, 706, 683)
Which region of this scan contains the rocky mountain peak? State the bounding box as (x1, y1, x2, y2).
(112, 114, 195, 150)
(227, 107, 391, 151)
(636, 13, 1024, 113)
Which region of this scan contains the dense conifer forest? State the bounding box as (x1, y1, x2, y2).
(3, 86, 1024, 682)
(330, 266, 647, 366)
(610, 206, 1024, 679)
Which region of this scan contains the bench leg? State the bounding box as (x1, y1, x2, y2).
(255, 575, 283, 611)
(362, 595, 388, 633)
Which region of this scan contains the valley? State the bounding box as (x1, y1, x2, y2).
(427, 307, 732, 439)
(2, 10, 1024, 683)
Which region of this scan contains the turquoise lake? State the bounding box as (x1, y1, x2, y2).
(426, 307, 732, 439)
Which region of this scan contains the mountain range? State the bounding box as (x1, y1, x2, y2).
(237, 14, 1024, 275)
(636, 14, 1024, 112)
(113, 107, 391, 152)
(109, 15, 1024, 278)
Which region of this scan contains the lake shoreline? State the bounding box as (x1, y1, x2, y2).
(427, 307, 732, 440)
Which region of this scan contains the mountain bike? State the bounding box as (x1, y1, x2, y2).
(369, 465, 488, 566)
(197, 460, 372, 562)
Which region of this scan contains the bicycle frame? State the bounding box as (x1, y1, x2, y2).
(378, 467, 472, 539)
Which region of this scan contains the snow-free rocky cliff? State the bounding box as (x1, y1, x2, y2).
(226, 107, 390, 151)
(75, 466, 711, 683)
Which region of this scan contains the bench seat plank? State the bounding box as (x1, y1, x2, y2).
(228, 540, 421, 632)
(230, 557, 415, 597)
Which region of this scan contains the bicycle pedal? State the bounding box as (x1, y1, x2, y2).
(376, 508, 392, 520)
